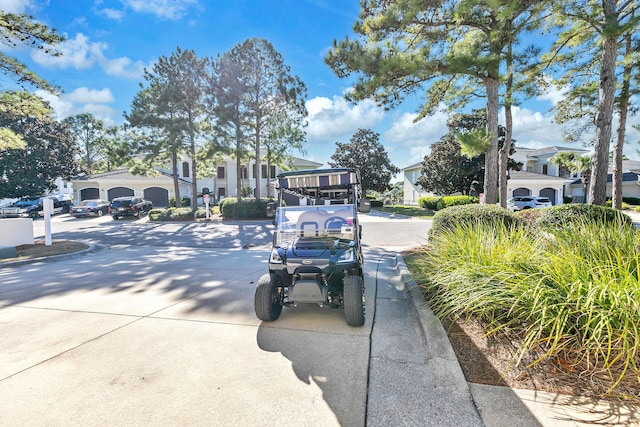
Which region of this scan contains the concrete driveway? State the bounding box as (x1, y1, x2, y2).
(0, 213, 431, 426)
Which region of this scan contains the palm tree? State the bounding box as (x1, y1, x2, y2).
(550, 152, 593, 203)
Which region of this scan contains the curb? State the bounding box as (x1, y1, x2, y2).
(394, 254, 482, 418)
(0, 243, 109, 268)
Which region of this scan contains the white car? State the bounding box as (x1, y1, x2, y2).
(507, 196, 552, 211)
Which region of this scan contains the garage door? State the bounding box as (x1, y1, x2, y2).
(80, 188, 99, 200)
(539, 188, 557, 205)
(144, 187, 169, 208)
(108, 187, 134, 200)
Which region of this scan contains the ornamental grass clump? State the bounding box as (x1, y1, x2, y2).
(418, 216, 640, 395)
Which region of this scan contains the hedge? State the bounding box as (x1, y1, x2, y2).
(436, 195, 479, 211)
(535, 204, 633, 231)
(219, 198, 275, 219)
(418, 196, 441, 210)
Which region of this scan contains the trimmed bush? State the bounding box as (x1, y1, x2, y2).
(535, 203, 633, 231)
(436, 195, 479, 211)
(623, 197, 640, 206)
(149, 207, 215, 221)
(429, 204, 521, 239)
(220, 198, 274, 219)
(370, 200, 383, 208)
(419, 196, 441, 210)
(513, 208, 542, 229)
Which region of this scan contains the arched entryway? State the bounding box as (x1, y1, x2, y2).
(108, 187, 134, 200)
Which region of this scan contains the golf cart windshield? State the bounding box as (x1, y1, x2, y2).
(275, 205, 356, 246)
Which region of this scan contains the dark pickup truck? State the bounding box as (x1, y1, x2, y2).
(110, 196, 153, 220)
(0, 196, 72, 219)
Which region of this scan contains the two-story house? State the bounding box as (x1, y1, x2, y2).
(402, 146, 589, 206)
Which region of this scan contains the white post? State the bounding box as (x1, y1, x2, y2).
(44, 198, 53, 246)
(204, 194, 211, 220)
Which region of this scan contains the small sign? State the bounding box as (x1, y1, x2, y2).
(203, 194, 211, 204)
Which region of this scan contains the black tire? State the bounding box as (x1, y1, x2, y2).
(254, 273, 283, 322)
(344, 274, 365, 327)
(98, 209, 103, 217)
(112, 215, 119, 220)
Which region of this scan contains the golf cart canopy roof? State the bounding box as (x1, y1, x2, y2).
(276, 168, 360, 190)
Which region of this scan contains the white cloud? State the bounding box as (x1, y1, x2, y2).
(122, 0, 200, 20)
(37, 87, 116, 122)
(305, 95, 385, 142)
(30, 33, 149, 79)
(505, 106, 567, 148)
(0, 0, 33, 13)
(384, 111, 449, 167)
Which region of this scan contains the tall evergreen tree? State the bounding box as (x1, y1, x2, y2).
(208, 38, 307, 200)
(126, 48, 208, 208)
(326, 0, 548, 205)
(0, 11, 64, 150)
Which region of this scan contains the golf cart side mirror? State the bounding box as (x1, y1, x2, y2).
(266, 201, 275, 218)
(358, 198, 371, 213)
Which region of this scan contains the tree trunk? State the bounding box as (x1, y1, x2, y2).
(255, 115, 261, 200)
(588, 1, 618, 206)
(190, 130, 198, 210)
(499, 49, 514, 209)
(612, 32, 632, 210)
(484, 77, 500, 205)
(171, 151, 181, 208)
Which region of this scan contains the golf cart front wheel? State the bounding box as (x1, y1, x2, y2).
(254, 273, 283, 322)
(344, 274, 365, 327)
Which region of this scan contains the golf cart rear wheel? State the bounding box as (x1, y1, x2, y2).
(254, 273, 283, 322)
(344, 274, 365, 327)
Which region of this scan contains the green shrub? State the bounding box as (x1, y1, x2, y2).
(169, 197, 191, 207)
(514, 208, 542, 228)
(436, 195, 478, 211)
(370, 200, 383, 207)
(146, 206, 217, 221)
(535, 203, 632, 231)
(418, 217, 640, 393)
(220, 198, 274, 219)
(429, 204, 521, 239)
(418, 196, 441, 210)
(623, 197, 640, 205)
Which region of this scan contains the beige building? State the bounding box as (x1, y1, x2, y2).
(72, 156, 322, 207)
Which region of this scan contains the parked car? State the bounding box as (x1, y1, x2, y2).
(110, 196, 153, 220)
(507, 196, 552, 211)
(69, 199, 110, 218)
(0, 196, 70, 219)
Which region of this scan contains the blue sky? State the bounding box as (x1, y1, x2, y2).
(3, 0, 640, 171)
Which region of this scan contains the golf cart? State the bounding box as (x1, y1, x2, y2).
(254, 168, 370, 326)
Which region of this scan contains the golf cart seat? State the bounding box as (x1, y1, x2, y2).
(297, 210, 329, 236)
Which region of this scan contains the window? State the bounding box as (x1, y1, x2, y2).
(182, 162, 190, 178)
(241, 167, 248, 179)
(217, 166, 225, 179)
(218, 187, 226, 198)
(542, 164, 548, 175)
(261, 165, 276, 179)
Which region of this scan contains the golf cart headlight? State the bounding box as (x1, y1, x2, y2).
(337, 248, 354, 264)
(270, 249, 283, 263)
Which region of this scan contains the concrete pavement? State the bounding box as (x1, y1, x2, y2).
(2, 212, 640, 426)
